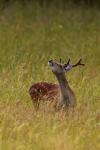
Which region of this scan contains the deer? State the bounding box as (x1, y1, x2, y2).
(29, 58, 84, 110)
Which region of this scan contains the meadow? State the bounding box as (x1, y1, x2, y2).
(0, 2, 100, 150)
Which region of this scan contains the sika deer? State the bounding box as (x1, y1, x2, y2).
(29, 59, 84, 109)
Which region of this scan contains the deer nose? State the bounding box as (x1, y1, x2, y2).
(48, 60, 53, 63)
(48, 60, 53, 66)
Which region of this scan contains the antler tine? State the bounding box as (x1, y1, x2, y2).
(59, 58, 62, 63)
(64, 58, 71, 67)
(72, 58, 85, 67)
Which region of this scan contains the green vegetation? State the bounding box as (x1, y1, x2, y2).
(0, 2, 100, 150)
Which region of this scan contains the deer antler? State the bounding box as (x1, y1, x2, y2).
(64, 58, 84, 71)
(59, 58, 62, 63)
(64, 58, 71, 67)
(72, 58, 85, 67)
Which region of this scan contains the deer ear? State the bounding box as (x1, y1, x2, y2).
(64, 64, 73, 71)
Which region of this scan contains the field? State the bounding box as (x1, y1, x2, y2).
(0, 2, 100, 150)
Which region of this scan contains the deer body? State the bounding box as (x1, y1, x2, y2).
(29, 82, 59, 102)
(29, 59, 84, 109)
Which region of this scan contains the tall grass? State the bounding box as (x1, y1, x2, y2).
(0, 2, 100, 150)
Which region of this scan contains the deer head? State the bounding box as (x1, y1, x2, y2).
(48, 58, 84, 74)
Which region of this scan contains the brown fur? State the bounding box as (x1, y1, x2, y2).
(29, 82, 59, 105)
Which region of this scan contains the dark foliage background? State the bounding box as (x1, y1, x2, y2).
(1, 0, 100, 9)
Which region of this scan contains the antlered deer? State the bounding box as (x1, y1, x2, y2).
(29, 58, 84, 109)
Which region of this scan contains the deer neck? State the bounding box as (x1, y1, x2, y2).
(54, 72, 70, 106)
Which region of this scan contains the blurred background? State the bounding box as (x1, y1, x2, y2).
(0, 1, 100, 150)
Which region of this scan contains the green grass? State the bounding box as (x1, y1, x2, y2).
(0, 2, 100, 150)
